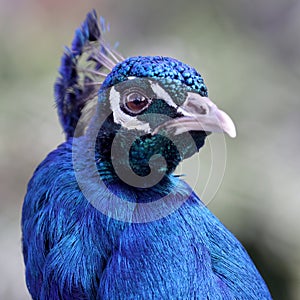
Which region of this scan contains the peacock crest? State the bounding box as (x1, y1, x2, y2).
(54, 10, 124, 138)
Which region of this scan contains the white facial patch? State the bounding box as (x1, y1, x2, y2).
(109, 86, 151, 133)
(149, 81, 178, 108)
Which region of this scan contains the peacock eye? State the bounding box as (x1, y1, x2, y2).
(125, 92, 150, 113)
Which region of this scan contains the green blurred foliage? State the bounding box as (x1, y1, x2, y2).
(0, 0, 299, 299)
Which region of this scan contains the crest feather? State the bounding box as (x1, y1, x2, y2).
(54, 10, 124, 138)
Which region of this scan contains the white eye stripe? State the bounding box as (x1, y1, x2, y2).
(109, 79, 177, 133)
(149, 81, 178, 109)
(109, 86, 151, 133)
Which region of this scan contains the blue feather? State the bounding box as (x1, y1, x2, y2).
(54, 10, 113, 139)
(22, 141, 271, 299)
(102, 56, 208, 96)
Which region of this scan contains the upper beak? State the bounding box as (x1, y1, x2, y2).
(153, 92, 236, 138)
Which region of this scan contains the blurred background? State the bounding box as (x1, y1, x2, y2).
(0, 0, 299, 299)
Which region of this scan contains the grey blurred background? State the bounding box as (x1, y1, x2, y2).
(0, 0, 299, 299)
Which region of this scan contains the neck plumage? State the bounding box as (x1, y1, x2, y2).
(94, 115, 182, 183)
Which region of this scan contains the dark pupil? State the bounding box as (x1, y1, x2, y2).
(126, 93, 148, 112)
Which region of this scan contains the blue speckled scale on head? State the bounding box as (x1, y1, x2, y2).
(102, 56, 208, 96)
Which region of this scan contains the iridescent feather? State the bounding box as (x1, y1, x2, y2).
(54, 10, 124, 138)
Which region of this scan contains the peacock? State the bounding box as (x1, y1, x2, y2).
(22, 10, 272, 299)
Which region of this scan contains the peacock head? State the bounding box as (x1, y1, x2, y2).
(91, 55, 236, 183)
(56, 10, 236, 188)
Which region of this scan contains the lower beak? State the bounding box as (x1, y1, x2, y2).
(153, 92, 236, 138)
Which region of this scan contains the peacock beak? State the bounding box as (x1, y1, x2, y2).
(153, 92, 236, 138)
